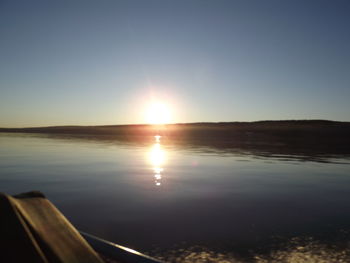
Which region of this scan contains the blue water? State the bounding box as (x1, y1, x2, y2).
(1, 132, 350, 262)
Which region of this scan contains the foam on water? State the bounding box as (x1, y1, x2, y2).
(153, 237, 350, 262)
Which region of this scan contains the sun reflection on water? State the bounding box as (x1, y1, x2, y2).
(149, 135, 166, 186)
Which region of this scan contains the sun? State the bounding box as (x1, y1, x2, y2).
(146, 102, 171, 125)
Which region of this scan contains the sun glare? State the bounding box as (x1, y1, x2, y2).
(146, 102, 171, 125)
(149, 143, 165, 166)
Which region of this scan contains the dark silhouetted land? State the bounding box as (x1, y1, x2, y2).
(1, 120, 350, 156)
(1, 120, 349, 140)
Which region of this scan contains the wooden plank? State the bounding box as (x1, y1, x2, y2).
(0, 192, 104, 263)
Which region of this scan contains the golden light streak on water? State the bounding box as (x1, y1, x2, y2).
(149, 135, 166, 186)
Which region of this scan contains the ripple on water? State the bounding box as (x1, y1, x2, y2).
(152, 237, 350, 263)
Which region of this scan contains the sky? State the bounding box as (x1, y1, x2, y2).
(0, 0, 349, 127)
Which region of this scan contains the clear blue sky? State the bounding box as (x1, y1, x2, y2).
(1, 0, 349, 127)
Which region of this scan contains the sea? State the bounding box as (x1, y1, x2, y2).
(1, 132, 350, 262)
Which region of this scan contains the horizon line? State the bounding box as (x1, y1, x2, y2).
(0, 119, 347, 129)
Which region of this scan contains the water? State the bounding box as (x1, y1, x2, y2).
(1, 132, 350, 262)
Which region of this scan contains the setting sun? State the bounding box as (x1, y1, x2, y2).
(146, 102, 171, 125)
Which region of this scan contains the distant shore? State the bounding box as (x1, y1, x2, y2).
(1, 120, 350, 142)
(1, 120, 350, 159)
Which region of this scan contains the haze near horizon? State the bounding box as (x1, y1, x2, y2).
(1, 0, 350, 127)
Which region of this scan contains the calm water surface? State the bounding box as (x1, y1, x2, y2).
(1, 133, 350, 262)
